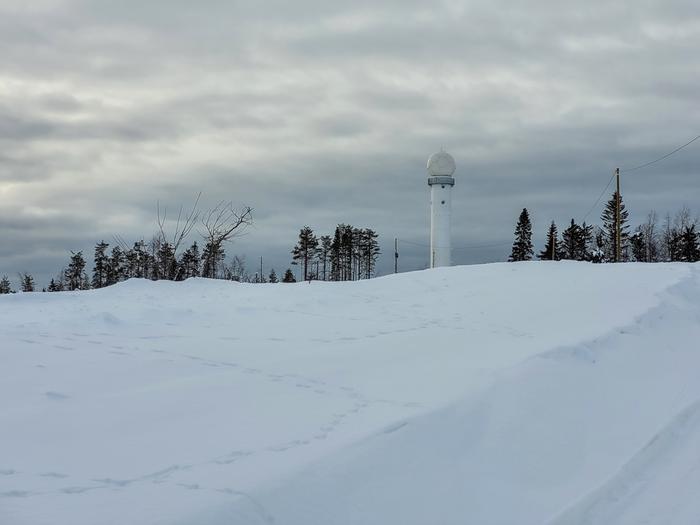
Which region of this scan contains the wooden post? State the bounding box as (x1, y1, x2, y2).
(394, 238, 398, 274)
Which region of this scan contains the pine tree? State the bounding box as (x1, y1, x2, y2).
(539, 221, 561, 260)
(360, 228, 380, 279)
(20, 273, 35, 292)
(601, 191, 630, 262)
(318, 235, 332, 281)
(330, 226, 342, 280)
(509, 208, 534, 262)
(268, 268, 278, 283)
(0, 275, 13, 294)
(65, 251, 88, 291)
(291, 226, 318, 281)
(282, 268, 296, 283)
(92, 241, 110, 288)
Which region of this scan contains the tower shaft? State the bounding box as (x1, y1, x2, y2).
(429, 175, 454, 268)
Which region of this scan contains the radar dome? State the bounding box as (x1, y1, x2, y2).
(427, 150, 456, 176)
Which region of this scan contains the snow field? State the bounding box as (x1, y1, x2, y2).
(1, 262, 698, 524)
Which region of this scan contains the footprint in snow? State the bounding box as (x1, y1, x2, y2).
(44, 391, 69, 400)
(40, 472, 68, 479)
(61, 486, 94, 494)
(1, 490, 30, 498)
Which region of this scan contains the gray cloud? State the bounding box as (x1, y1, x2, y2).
(0, 0, 699, 287)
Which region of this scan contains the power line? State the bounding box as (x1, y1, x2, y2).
(621, 134, 700, 173)
(453, 241, 511, 251)
(582, 171, 616, 223)
(398, 239, 510, 251)
(581, 132, 700, 223)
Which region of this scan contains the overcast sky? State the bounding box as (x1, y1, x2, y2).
(1, 0, 699, 286)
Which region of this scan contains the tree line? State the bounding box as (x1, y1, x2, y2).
(0, 211, 383, 294)
(291, 224, 380, 281)
(0, 199, 263, 293)
(509, 191, 700, 263)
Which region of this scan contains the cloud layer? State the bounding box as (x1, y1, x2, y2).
(1, 0, 699, 285)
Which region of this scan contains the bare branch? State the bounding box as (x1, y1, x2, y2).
(113, 234, 131, 251)
(200, 202, 253, 245)
(155, 193, 202, 254)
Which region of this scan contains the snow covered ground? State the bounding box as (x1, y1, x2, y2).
(2, 262, 700, 524)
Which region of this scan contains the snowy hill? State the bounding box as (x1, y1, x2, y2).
(2, 262, 700, 525)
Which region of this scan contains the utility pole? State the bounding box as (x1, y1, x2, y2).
(260, 256, 263, 282)
(394, 238, 398, 273)
(615, 167, 621, 263)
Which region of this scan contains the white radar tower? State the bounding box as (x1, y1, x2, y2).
(427, 149, 456, 268)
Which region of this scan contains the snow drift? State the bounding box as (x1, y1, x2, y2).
(1, 262, 700, 524)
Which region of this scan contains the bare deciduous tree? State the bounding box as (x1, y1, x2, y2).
(199, 202, 253, 278)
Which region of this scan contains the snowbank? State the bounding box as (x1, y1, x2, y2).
(1, 262, 699, 524)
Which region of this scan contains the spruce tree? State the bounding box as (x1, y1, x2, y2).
(509, 208, 534, 262)
(201, 241, 225, 279)
(107, 246, 125, 285)
(0, 275, 12, 294)
(561, 219, 583, 260)
(630, 229, 646, 262)
(92, 241, 110, 289)
(679, 225, 700, 262)
(65, 251, 88, 291)
(178, 242, 201, 280)
(282, 268, 296, 283)
(156, 241, 177, 280)
(47, 278, 63, 292)
(579, 222, 594, 261)
(538, 221, 561, 261)
(601, 191, 630, 262)
(20, 273, 35, 292)
(268, 268, 279, 283)
(291, 226, 318, 281)
(123, 240, 147, 279)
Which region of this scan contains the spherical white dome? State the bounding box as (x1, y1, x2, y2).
(427, 150, 456, 176)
